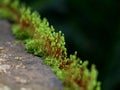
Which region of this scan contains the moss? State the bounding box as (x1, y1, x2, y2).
(0, 0, 101, 90)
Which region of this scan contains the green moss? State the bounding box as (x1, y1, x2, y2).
(12, 24, 32, 40)
(0, 0, 101, 90)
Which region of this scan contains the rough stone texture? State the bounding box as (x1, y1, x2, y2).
(0, 20, 63, 90)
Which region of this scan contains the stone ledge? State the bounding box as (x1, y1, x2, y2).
(0, 20, 62, 90)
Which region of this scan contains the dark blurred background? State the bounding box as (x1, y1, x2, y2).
(20, 0, 120, 90)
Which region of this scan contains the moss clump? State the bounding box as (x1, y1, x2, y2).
(0, 0, 101, 90)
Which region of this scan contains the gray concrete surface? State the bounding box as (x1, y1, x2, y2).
(0, 20, 63, 90)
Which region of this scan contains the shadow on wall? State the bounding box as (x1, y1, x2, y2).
(20, 0, 120, 90)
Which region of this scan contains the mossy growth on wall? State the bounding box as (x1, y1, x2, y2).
(0, 0, 101, 90)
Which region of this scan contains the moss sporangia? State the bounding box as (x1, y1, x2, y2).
(0, 0, 101, 90)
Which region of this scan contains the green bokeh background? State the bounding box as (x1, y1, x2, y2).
(20, 0, 120, 90)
